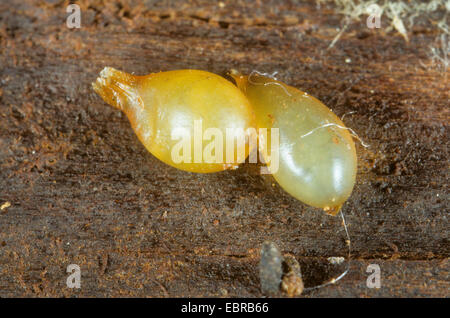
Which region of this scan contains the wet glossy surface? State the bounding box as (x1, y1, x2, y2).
(93, 68, 256, 173)
(232, 73, 357, 214)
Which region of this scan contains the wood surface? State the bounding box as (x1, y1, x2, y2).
(0, 0, 448, 297)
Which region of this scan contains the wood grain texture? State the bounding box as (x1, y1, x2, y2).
(0, 0, 448, 297)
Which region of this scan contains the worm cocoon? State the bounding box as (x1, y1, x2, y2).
(231, 72, 357, 214)
(93, 68, 256, 173)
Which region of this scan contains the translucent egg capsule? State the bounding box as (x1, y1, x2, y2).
(93, 68, 256, 173)
(231, 73, 357, 215)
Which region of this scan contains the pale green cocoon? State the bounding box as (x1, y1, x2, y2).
(232, 73, 357, 214)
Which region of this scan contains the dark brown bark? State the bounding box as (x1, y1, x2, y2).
(0, 0, 448, 297)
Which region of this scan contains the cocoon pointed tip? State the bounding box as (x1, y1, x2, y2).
(92, 67, 138, 111)
(228, 69, 247, 92)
